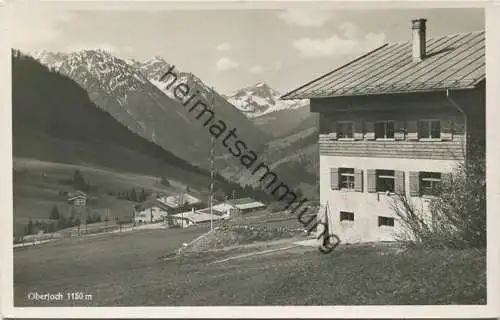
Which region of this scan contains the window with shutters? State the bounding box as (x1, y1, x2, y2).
(339, 168, 355, 190)
(418, 119, 441, 140)
(375, 120, 395, 139)
(340, 211, 354, 222)
(337, 121, 354, 139)
(420, 172, 442, 196)
(376, 170, 395, 193)
(378, 216, 395, 227)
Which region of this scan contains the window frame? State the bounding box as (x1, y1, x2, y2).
(378, 216, 395, 227)
(420, 172, 442, 197)
(375, 169, 396, 193)
(374, 120, 395, 140)
(337, 121, 355, 140)
(340, 211, 355, 222)
(339, 168, 355, 190)
(418, 119, 442, 141)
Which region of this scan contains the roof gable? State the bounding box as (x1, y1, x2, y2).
(68, 190, 87, 200)
(282, 31, 485, 99)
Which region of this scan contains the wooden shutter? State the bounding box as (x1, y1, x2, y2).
(394, 120, 405, 141)
(409, 171, 420, 197)
(364, 122, 375, 140)
(353, 121, 363, 140)
(354, 169, 363, 192)
(441, 120, 453, 141)
(394, 170, 405, 195)
(367, 169, 377, 193)
(330, 168, 339, 190)
(407, 120, 419, 141)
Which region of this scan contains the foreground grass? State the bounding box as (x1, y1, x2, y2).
(14, 227, 485, 306)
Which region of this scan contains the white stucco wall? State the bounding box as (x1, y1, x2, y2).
(319, 155, 460, 244)
(134, 207, 167, 223)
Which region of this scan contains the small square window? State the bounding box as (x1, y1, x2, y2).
(339, 168, 355, 190)
(376, 170, 395, 192)
(337, 122, 354, 139)
(420, 172, 442, 196)
(378, 216, 394, 227)
(419, 120, 441, 139)
(340, 211, 355, 221)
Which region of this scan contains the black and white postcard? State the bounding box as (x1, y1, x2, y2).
(1, 0, 498, 318)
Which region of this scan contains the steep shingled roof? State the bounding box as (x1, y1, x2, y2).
(281, 31, 485, 100)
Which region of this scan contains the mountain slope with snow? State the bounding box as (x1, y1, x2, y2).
(226, 82, 308, 118)
(29, 50, 267, 169)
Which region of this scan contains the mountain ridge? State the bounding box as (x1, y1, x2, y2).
(29, 49, 268, 169)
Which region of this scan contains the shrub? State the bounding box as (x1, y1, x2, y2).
(392, 139, 485, 248)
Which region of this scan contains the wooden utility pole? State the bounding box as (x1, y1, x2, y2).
(209, 87, 216, 230)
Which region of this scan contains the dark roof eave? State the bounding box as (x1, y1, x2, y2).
(286, 83, 483, 100)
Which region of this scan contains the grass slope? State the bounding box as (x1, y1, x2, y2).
(14, 229, 486, 306)
(12, 158, 185, 236)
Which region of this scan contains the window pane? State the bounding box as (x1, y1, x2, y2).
(386, 122, 395, 138)
(340, 168, 355, 189)
(377, 170, 395, 177)
(341, 176, 348, 188)
(340, 168, 354, 174)
(376, 170, 395, 192)
(348, 176, 354, 189)
(375, 122, 385, 138)
(422, 172, 441, 180)
(422, 180, 432, 190)
(340, 211, 355, 221)
(430, 121, 441, 138)
(338, 122, 352, 138)
(378, 216, 395, 227)
(377, 178, 395, 192)
(419, 121, 429, 138)
(345, 123, 353, 138)
(376, 170, 394, 192)
(421, 172, 442, 195)
(337, 123, 344, 138)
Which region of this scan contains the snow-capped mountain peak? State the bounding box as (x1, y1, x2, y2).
(227, 82, 308, 118)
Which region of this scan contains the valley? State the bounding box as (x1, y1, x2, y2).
(29, 48, 320, 199)
(12, 48, 321, 241)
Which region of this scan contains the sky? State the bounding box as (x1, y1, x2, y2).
(9, 2, 484, 95)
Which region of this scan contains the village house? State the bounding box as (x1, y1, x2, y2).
(134, 199, 170, 224)
(227, 197, 266, 214)
(67, 190, 87, 206)
(170, 207, 226, 228)
(156, 192, 202, 209)
(281, 19, 485, 243)
(211, 202, 237, 217)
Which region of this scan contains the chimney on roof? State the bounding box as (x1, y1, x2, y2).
(411, 18, 427, 62)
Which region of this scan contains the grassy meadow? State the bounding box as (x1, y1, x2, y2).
(12, 158, 201, 237)
(14, 227, 486, 306)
